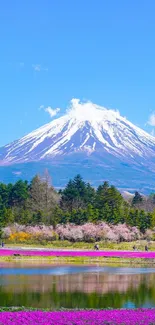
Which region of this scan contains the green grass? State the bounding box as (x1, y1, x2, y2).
(6, 239, 154, 251)
(0, 307, 145, 311)
(0, 254, 155, 266)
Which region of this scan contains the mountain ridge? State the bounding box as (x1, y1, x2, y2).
(0, 98, 155, 193)
(1, 98, 155, 164)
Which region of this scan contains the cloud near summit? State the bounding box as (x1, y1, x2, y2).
(147, 112, 155, 126)
(40, 105, 60, 118)
(45, 107, 60, 118)
(41, 98, 121, 121)
(66, 98, 121, 120)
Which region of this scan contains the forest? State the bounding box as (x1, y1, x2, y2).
(0, 170, 155, 237)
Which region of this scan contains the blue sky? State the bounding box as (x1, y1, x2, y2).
(1, 0, 155, 146)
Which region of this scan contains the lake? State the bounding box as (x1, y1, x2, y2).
(0, 262, 155, 309)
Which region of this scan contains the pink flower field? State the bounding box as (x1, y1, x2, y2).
(0, 248, 155, 258)
(0, 309, 155, 325)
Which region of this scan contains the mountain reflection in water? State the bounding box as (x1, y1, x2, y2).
(0, 263, 154, 309)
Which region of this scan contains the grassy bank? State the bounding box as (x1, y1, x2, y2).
(0, 307, 155, 311)
(5, 239, 155, 251)
(0, 254, 155, 266)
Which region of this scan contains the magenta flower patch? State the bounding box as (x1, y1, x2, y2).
(0, 248, 155, 259)
(0, 309, 155, 324)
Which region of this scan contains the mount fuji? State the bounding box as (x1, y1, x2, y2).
(0, 99, 155, 193)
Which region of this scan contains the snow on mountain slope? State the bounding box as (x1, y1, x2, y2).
(0, 98, 155, 165)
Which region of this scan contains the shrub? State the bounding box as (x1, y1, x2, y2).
(9, 232, 31, 243)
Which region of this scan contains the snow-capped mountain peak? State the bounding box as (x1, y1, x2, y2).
(0, 98, 155, 165)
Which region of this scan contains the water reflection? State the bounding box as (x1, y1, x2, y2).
(0, 263, 155, 309)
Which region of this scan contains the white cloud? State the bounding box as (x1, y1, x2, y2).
(32, 64, 48, 72)
(147, 112, 155, 126)
(45, 106, 60, 118)
(39, 105, 44, 110)
(66, 98, 121, 121)
(33, 64, 41, 71)
(40, 105, 60, 118)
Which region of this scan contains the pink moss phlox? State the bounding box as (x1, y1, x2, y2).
(0, 310, 155, 324)
(0, 248, 155, 258)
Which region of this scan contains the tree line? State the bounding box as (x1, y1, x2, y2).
(0, 170, 155, 233)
